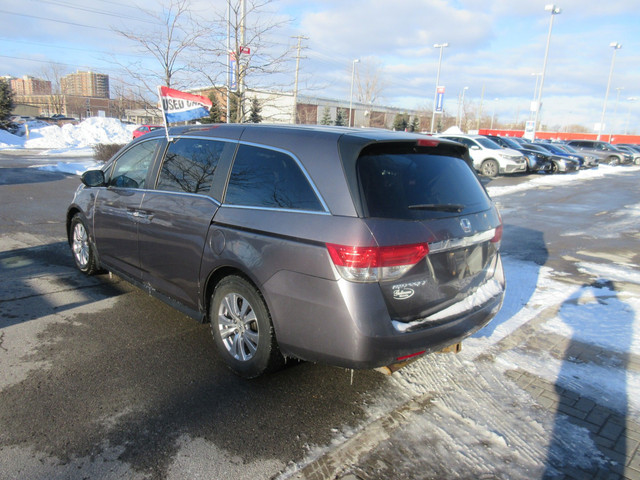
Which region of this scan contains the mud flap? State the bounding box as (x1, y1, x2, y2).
(374, 342, 462, 375)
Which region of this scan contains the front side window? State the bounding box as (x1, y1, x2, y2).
(357, 144, 492, 220)
(156, 138, 227, 194)
(225, 144, 323, 211)
(108, 139, 160, 189)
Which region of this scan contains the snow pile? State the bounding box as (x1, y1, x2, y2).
(0, 129, 24, 149)
(0, 117, 136, 154)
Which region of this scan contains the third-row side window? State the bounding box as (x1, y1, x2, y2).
(225, 144, 324, 211)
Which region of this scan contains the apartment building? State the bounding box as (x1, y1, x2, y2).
(61, 70, 110, 98)
(8, 75, 52, 96)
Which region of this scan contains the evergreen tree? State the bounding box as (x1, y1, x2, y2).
(249, 97, 262, 123)
(410, 116, 420, 132)
(334, 108, 346, 126)
(228, 92, 241, 123)
(201, 92, 222, 124)
(320, 106, 332, 125)
(392, 113, 408, 131)
(0, 79, 15, 130)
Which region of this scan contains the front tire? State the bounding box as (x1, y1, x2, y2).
(70, 215, 99, 275)
(210, 276, 284, 378)
(480, 159, 499, 177)
(606, 155, 619, 165)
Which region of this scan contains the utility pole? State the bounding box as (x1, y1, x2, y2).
(236, 0, 246, 123)
(291, 35, 307, 125)
(226, 1, 230, 123)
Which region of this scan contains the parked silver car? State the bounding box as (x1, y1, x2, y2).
(67, 125, 505, 378)
(437, 134, 527, 177)
(565, 140, 632, 165)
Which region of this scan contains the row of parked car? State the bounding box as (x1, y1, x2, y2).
(435, 134, 640, 177)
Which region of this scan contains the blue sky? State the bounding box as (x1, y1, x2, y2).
(2, 0, 639, 133)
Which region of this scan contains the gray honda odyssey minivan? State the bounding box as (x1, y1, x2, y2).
(67, 124, 505, 378)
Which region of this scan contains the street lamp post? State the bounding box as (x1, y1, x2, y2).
(531, 4, 561, 140)
(349, 59, 360, 127)
(530, 72, 542, 120)
(597, 42, 622, 141)
(430, 43, 448, 134)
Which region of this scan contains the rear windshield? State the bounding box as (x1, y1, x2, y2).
(357, 144, 492, 220)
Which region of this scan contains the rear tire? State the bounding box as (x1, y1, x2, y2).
(480, 159, 499, 177)
(210, 276, 284, 378)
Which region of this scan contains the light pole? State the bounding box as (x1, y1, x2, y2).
(430, 43, 448, 134)
(624, 97, 637, 135)
(597, 42, 622, 141)
(349, 59, 360, 127)
(457, 86, 468, 128)
(530, 72, 542, 120)
(531, 4, 561, 140)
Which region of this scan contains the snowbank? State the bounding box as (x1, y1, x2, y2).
(0, 117, 136, 155)
(0, 129, 24, 149)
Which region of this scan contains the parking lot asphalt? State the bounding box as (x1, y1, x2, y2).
(1, 153, 639, 479)
(293, 305, 640, 480)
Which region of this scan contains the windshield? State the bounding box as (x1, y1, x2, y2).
(522, 143, 547, 154)
(476, 137, 502, 150)
(357, 145, 492, 220)
(559, 144, 578, 153)
(537, 143, 563, 154)
(496, 137, 520, 149)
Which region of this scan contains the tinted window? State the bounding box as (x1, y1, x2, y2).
(108, 139, 159, 189)
(357, 145, 492, 220)
(447, 137, 473, 148)
(156, 138, 227, 194)
(476, 137, 501, 149)
(225, 144, 323, 211)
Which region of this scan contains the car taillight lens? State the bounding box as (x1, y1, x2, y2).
(326, 243, 429, 282)
(491, 224, 503, 244)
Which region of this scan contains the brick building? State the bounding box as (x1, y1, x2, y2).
(61, 71, 110, 99)
(8, 75, 52, 96)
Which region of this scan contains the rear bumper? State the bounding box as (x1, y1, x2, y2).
(266, 256, 505, 370)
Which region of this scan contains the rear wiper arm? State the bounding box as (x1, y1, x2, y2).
(408, 203, 465, 212)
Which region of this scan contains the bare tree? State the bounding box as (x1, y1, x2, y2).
(39, 62, 68, 115)
(113, 0, 202, 94)
(355, 57, 387, 106)
(193, 0, 294, 123)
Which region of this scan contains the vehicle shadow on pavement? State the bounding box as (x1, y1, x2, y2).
(544, 279, 632, 478)
(0, 167, 75, 186)
(0, 241, 128, 329)
(0, 247, 389, 479)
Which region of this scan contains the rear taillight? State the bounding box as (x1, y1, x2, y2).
(326, 243, 429, 282)
(491, 224, 503, 243)
(491, 209, 503, 249)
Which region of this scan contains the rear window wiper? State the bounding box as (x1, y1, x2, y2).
(408, 203, 465, 212)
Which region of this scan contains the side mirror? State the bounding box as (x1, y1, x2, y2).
(470, 145, 481, 150)
(81, 170, 106, 187)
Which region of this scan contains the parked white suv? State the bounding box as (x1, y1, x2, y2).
(438, 134, 527, 177)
